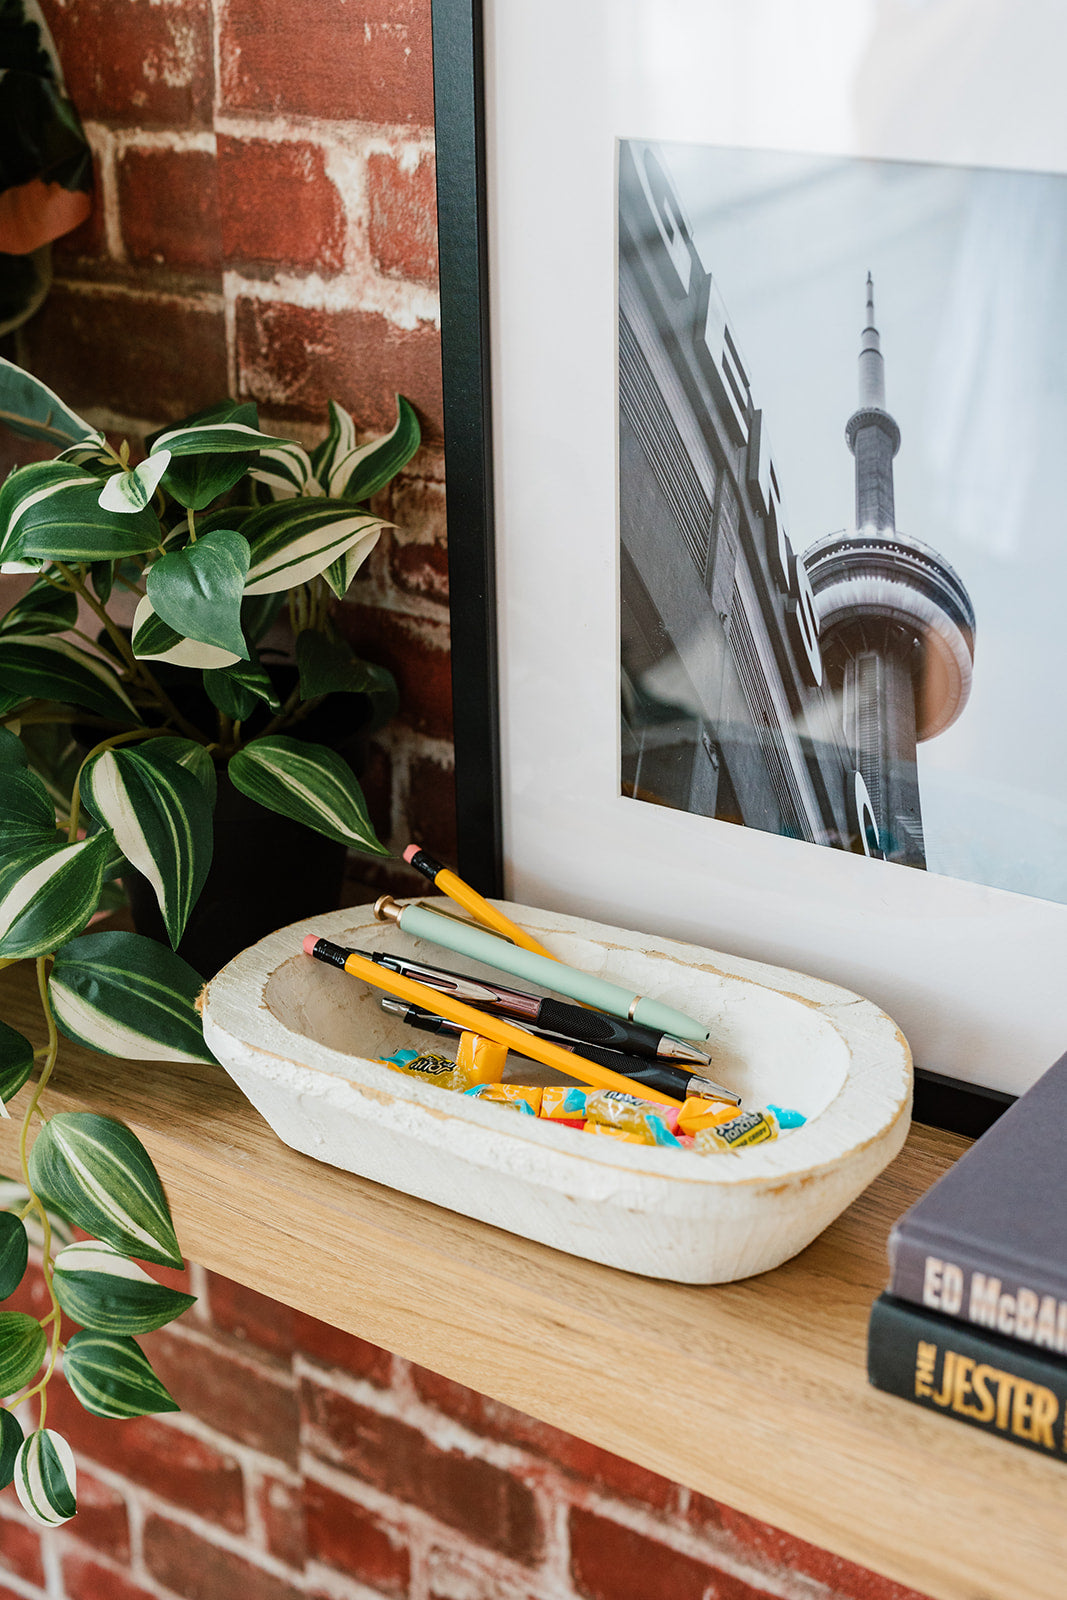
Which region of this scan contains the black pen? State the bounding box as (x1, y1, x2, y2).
(379, 997, 741, 1106)
(355, 947, 714, 1067)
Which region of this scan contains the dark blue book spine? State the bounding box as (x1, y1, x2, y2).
(867, 1293, 1067, 1463)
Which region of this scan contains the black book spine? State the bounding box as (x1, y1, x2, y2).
(867, 1294, 1067, 1464)
(888, 1221, 1067, 1353)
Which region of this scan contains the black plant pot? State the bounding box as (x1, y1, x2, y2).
(123, 770, 349, 980)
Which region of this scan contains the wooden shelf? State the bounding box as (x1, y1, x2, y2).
(0, 961, 1059, 1600)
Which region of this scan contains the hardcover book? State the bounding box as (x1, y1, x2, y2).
(887, 1050, 1067, 1353)
(868, 1293, 1067, 1464)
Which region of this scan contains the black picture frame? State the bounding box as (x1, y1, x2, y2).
(428, 0, 1011, 1140)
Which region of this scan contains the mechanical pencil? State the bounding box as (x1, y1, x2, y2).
(403, 845, 557, 961)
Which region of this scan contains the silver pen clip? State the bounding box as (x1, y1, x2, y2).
(374, 955, 505, 1005)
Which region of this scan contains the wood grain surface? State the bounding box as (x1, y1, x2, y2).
(0, 961, 1059, 1600)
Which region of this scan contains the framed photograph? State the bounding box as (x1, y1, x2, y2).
(432, 0, 1067, 1124)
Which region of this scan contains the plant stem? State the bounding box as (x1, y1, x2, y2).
(15, 959, 65, 1424)
(52, 561, 205, 743)
(186, 508, 197, 544)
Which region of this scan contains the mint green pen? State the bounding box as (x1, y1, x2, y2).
(373, 896, 711, 1043)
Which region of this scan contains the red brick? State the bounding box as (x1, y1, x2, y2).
(409, 1365, 674, 1512)
(144, 1514, 304, 1600)
(207, 1273, 295, 1360)
(291, 1311, 394, 1387)
(570, 1509, 778, 1600)
(686, 1496, 932, 1600)
(140, 1328, 300, 1464)
(219, 0, 434, 126)
(0, 1513, 44, 1588)
(218, 138, 345, 274)
(305, 1479, 409, 1594)
(406, 754, 458, 865)
(119, 149, 222, 271)
(335, 605, 452, 741)
(303, 1380, 542, 1565)
(62, 1554, 157, 1600)
(235, 298, 443, 440)
(388, 534, 449, 605)
(427, 1550, 539, 1600)
(64, 1471, 130, 1562)
(21, 285, 227, 426)
(41, 0, 214, 126)
(46, 1376, 245, 1533)
(258, 1476, 306, 1570)
(367, 150, 438, 287)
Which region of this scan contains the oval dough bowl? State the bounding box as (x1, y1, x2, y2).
(201, 901, 912, 1284)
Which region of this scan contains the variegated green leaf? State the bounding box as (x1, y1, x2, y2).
(63, 1330, 179, 1419)
(203, 657, 280, 720)
(28, 1111, 184, 1268)
(0, 1312, 46, 1395)
(0, 574, 78, 636)
(0, 356, 94, 447)
(0, 635, 136, 722)
(53, 1241, 195, 1334)
(0, 460, 162, 564)
(97, 450, 171, 515)
(0, 727, 27, 768)
(248, 438, 317, 500)
(228, 735, 388, 854)
(0, 1214, 28, 1297)
(81, 745, 212, 948)
(147, 736, 217, 806)
(150, 418, 292, 458)
(0, 1181, 74, 1253)
(150, 399, 264, 510)
(146, 529, 250, 660)
(0, 764, 56, 833)
(242, 499, 388, 595)
(325, 394, 420, 502)
(0, 831, 113, 958)
(295, 630, 393, 706)
(50, 930, 216, 1065)
(0, 1407, 22, 1491)
(0, 1019, 35, 1111)
(321, 517, 389, 599)
(131, 595, 241, 670)
(14, 1430, 76, 1526)
(55, 435, 113, 473)
(310, 397, 355, 478)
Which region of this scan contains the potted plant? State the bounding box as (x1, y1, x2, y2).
(0, 358, 420, 1523)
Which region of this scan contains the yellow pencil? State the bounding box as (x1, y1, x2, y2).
(403, 845, 557, 961)
(303, 934, 683, 1109)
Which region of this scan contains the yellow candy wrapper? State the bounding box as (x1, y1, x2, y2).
(677, 1097, 741, 1136)
(464, 1083, 543, 1114)
(452, 1032, 509, 1090)
(695, 1109, 781, 1153)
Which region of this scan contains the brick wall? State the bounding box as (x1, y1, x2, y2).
(1, 4, 930, 1597)
(0, 1263, 930, 1600)
(5, 0, 453, 887)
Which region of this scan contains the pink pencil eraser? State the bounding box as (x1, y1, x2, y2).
(402, 844, 419, 864)
(302, 934, 319, 955)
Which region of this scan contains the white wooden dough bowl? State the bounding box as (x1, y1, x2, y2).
(200, 901, 912, 1284)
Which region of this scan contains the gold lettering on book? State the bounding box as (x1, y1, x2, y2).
(914, 1340, 937, 1398)
(921, 1346, 1059, 1448)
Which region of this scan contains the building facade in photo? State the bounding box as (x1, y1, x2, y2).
(618, 141, 975, 869)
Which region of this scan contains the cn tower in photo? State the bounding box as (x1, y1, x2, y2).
(804, 277, 976, 868)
